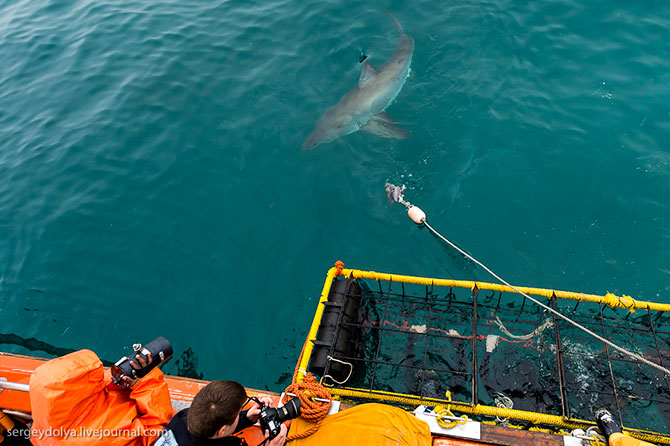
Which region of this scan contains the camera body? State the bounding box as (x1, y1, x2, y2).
(111, 336, 173, 386)
(255, 397, 301, 441)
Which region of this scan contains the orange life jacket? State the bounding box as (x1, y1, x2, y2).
(30, 349, 174, 446)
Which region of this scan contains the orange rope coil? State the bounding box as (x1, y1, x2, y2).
(283, 373, 332, 441)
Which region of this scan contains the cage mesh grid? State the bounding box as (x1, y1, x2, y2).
(317, 276, 670, 436)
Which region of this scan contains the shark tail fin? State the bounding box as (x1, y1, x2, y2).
(384, 8, 404, 35)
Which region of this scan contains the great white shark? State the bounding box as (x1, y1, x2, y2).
(302, 10, 414, 150)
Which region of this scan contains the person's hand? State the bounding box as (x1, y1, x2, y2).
(266, 423, 287, 446)
(246, 394, 274, 422)
(120, 352, 152, 388)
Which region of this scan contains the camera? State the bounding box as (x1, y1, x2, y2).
(253, 396, 301, 441)
(111, 336, 173, 386)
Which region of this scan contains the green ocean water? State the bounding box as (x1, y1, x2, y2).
(1, 0, 669, 395)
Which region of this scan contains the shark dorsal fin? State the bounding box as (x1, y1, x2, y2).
(359, 61, 379, 86)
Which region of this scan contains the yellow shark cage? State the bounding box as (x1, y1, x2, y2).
(293, 263, 670, 444)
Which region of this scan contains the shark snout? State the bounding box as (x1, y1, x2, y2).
(302, 138, 317, 150)
(302, 130, 323, 150)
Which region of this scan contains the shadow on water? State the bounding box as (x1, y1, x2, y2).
(0, 333, 205, 379)
(169, 347, 204, 380)
(0, 333, 86, 361)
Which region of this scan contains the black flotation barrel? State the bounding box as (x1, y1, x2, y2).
(308, 279, 362, 383)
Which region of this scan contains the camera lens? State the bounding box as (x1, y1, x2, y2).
(112, 336, 173, 385)
(276, 397, 301, 423)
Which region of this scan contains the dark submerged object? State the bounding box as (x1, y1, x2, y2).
(308, 279, 362, 383)
(384, 183, 406, 205)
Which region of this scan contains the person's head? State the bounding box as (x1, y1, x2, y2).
(187, 380, 247, 439)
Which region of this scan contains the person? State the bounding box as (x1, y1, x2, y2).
(155, 381, 287, 446)
(30, 349, 173, 446)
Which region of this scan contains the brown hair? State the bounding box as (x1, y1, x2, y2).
(187, 380, 247, 438)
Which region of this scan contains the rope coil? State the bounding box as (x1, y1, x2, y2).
(493, 392, 513, 425)
(584, 426, 607, 446)
(433, 391, 469, 429)
(283, 373, 332, 441)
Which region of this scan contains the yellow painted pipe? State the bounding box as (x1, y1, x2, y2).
(295, 267, 338, 382)
(340, 268, 670, 312)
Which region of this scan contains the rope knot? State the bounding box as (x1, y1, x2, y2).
(604, 292, 637, 313)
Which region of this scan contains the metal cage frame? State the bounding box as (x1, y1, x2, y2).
(295, 266, 670, 444)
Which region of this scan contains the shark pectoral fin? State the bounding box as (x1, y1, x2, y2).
(375, 111, 408, 125)
(359, 61, 379, 86)
(376, 111, 394, 123)
(363, 115, 411, 139)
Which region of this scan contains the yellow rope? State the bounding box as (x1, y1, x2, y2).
(433, 391, 468, 429)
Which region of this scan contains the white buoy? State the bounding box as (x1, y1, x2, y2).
(407, 205, 426, 224)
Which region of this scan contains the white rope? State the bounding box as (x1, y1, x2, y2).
(494, 315, 553, 340)
(321, 356, 353, 386)
(422, 219, 670, 376)
(493, 392, 513, 425)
